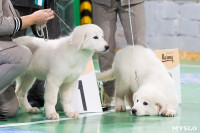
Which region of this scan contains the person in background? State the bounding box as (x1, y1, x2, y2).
(91, 0, 146, 107)
(11, 0, 62, 108)
(0, 0, 54, 121)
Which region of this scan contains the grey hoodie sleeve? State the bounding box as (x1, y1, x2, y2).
(0, 0, 22, 36)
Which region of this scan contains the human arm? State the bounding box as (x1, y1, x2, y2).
(0, 1, 17, 36)
(0, 5, 54, 36)
(20, 9, 54, 30)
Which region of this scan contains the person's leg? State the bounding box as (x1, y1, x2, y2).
(45, 0, 62, 39)
(0, 86, 19, 119)
(118, 2, 146, 46)
(0, 44, 32, 120)
(28, 80, 45, 107)
(0, 45, 32, 92)
(92, 2, 117, 106)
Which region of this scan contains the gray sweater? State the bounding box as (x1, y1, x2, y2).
(0, 0, 21, 51)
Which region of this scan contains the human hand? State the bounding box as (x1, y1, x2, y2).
(31, 9, 54, 25)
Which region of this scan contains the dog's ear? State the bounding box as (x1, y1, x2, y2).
(155, 103, 164, 115)
(152, 91, 166, 115)
(126, 90, 134, 107)
(71, 26, 87, 50)
(138, 87, 166, 115)
(133, 93, 137, 102)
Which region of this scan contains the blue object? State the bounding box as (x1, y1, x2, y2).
(181, 74, 200, 83)
(0, 128, 47, 133)
(34, 0, 45, 6)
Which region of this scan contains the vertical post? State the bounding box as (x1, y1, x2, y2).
(80, 0, 92, 25)
(74, 0, 80, 26)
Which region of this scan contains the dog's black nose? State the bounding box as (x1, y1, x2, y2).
(105, 45, 109, 50)
(132, 109, 137, 115)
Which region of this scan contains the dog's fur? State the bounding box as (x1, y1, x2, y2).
(13, 24, 109, 120)
(97, 45, 178, 117)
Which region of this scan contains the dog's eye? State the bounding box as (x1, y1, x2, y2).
(143, 102, 148, 105)
(137, 100, 139, 102)
(93, 36, 98, 39)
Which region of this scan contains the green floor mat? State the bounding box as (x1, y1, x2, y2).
(0, 61, 200, 133)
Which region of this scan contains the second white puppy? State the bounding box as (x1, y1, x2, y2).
(97, 45, 178, 117)
(13, 24, 109, 120)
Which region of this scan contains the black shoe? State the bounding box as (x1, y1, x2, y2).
(0, 114, 7, 121)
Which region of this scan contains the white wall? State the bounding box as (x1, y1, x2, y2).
(145, 0, 200, 51)
(116, 1, 200, 52)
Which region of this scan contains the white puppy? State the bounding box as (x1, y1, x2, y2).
(97, 45, 178, 117)
(13, 24, 109, 120)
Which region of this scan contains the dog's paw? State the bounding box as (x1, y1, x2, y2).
(161, 109, 176, 117)
(46, 112, 60, 120)
(28, 107, 40, 114)
(67, 111, 79, 118)
(115, 105, 126, 112)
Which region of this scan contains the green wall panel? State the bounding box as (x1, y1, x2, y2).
(57, 0, 80, 35)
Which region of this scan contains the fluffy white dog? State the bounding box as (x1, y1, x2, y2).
(13, 24, 109, 120)
(97, 45, 178, 117)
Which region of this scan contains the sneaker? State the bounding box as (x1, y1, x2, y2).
(0, 114, 7, 121)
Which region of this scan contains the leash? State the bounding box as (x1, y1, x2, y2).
(128, 0, 139, 87)
(35, 10, 73, 41)
(36, 24, 49, 41)
(128, 0, 134, 47)
(54, 11, 73, 32)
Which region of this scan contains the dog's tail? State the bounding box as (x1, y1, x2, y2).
(96, 68, 115, 82)
(13, 36, 44, 53)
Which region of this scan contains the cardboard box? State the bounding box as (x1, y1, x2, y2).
(154, 49, 181, 104)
